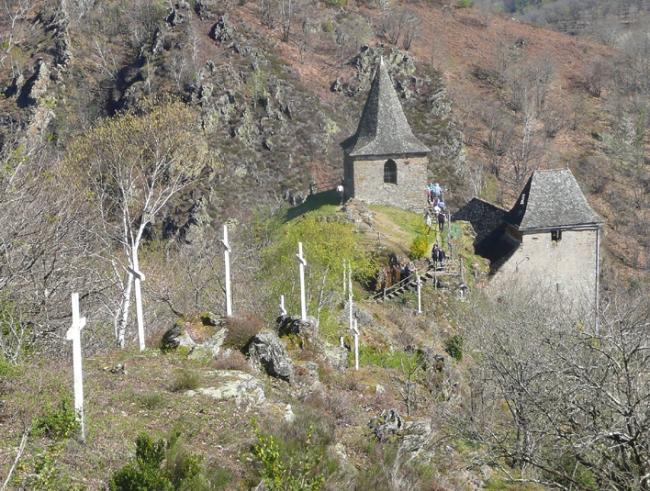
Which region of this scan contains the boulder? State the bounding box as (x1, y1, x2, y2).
(210, 15, 235, 43)
(369, 409, 403, 442)
(186, 370, 265, 407)
(246, 331, 294, 383)
(195, 0, 221, 20)
(319, 342, 348, 371)
(401, 419, 433, 453)
(188, 327, 227, 361)
(276, 315, 318, 339)
(161, 323, 196, 351)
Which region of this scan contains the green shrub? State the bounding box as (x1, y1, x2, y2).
(33, 398, 80, 440)
(111, 431, 231, 491)
(138, 392, 166, 410)
(409, 234, 430, 260)
(251, 421, 326, 491)
(457, 0, 474, 7)
(169, 369, 200, 392)
(444, 335, 464, 361)
(325, 0, 347, 6)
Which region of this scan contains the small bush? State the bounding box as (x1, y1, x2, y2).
(169, 369, 200, 392)
(33, 398, 80, 440)
(138, 392, 166, 410)
(212, 351, 250, 371)
(251, 414, 333, 491)
(223, 314, 264, 350)
(111, 430, 232, 491)
(444, 335, 464, 361)
(409, 234, 429, 260)
(457, 0, 473, 7)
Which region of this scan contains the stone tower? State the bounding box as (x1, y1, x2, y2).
(342, 58, 429, 211)
(490, 169, 604, 306)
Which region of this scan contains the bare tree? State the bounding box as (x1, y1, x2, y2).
(65, 102, 209, 347)
(466, 288, 650, 489)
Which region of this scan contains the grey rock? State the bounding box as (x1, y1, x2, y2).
(247, 331, 294, 383)
(276, 315, 318, 339)
(161, 324, 196, 351)
(188, 327, 227, 360)
(319, 342, 348, 371)
(186, 370, 265, 407)
(401, 419, 433, 453)
(195, 0, 221, 20)
(369, 409, 403, 442)
(210, 15, 235, 43)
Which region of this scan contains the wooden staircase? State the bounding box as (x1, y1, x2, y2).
(371, 260, 462, 303)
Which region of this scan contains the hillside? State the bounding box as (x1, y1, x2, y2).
(1, 0, 648, 281)
(1, 1, 649, 490)
(0, 202, 489, 489)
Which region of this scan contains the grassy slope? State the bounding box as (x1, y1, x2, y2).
(0, 205, 492, 489)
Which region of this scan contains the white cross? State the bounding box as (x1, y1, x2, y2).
(279, 295, 287, 316)
(347, 261, 354, 333)
(129, 245, 146, 351)
(66, 292, 86, 441)
(221, 224, 233, 317)
(416, 270, 422, 314)
(296, 242, 307, 321)
(352, 318, 360, 371)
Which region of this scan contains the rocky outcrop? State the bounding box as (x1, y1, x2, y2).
(276, 315, 318, 339)
(246, 331, 294, 383)
(369, 409, 404, 442)
(210, 15, 235, 43)
(161, 314, 227, 360)
(369, 410, 435, 457)
(186, 370, 265, 407)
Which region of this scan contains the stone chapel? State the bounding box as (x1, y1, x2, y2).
(342, 58, 429, 211)
(456, 168, 604, 306)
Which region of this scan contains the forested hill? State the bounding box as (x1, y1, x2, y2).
(1, 1, 650, 489)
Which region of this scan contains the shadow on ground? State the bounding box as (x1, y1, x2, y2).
(284, 189, 340, 221)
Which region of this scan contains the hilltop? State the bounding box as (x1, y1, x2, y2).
(1, 0, 648, 282)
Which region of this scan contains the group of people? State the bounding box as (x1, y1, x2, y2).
(426, 182, 445, 205)
(424, 182, 447, 232)
(425, 208, 446, 233)
(376, 254, 416, 292)
(430, 243, 447, 270)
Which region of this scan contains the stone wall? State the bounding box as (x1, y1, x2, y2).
(453, 198, 507, 245)
(491, 228, 600, 308)
(345, 154, 427, 212)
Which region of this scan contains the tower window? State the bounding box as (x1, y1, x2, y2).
(384, 159, 397, 184)
(551, 230, 562, 242)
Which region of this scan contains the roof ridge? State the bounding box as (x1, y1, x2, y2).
(343, 59, 429, 157)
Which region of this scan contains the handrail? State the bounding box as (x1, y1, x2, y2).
(371, 259, 460, 301)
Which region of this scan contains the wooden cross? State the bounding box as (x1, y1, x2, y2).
(296, 242, 307, 321)
(221, 224, 233, 317)
(416, 270, 422, 314)
(352, 318, 360, 371)
(66, 293, 87, 441)
(347, 261, 353, 332)
(279, 295, 287, 316)
(129, 245, 146, 351)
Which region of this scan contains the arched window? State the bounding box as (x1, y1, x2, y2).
(384, 159, 397, 184)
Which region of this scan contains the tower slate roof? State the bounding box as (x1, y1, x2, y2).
(505, 169, 603, 232)
(344, 58, 429, 157)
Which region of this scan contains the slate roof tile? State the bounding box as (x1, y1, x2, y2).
(506, 169, 603, 231)
(343, 58, 429, 157)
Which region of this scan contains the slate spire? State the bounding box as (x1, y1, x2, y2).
(506, 169, 603, 231)
(345, 57, 429, 157)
